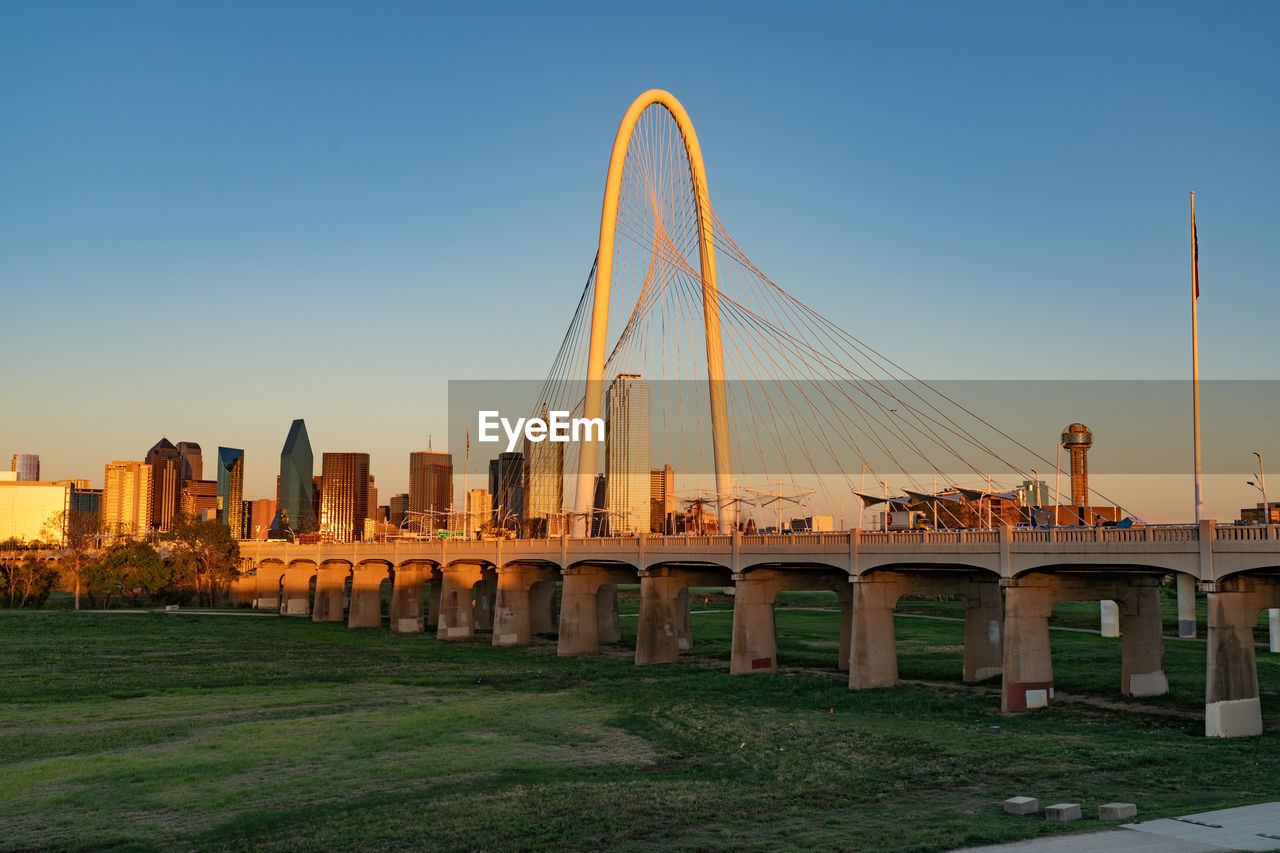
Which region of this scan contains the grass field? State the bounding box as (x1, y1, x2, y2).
(2, 601, 1278, 852)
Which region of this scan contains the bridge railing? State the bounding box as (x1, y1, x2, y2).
(1009, 525, 1199, 544)
(1215, 524, 1276, 542)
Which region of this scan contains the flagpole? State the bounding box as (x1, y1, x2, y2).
(1191, 190, 1203, 523)
(1179, 190, 1201, 638)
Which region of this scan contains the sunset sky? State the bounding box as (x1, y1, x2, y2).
(2, 1, 1277, 523)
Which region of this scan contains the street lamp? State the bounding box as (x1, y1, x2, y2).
(1252, 450, 1269, 526)
(1054, 441, 1064, 527)
(1254, 451, 1280, 652)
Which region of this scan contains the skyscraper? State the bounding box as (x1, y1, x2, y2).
(367, 474, 378, 521)
(389, 493, 409, 528)
(489, 452, 524, 533)
(10, 453, 39, 482)
(216, 447, 245, 539)
(650, 464, 675, 534)
(247, 498, 277, 540)
(102, 461, 153, 540)
(175, 441, 202, 481)
(465, 488, 490, 538)
(271, 419, 316, 537)
(604, 374, 650, 535)
(524, 405, 564, 538)
(145, 438, 184, 530)
(181, 479, 218, 521)
(319, 452, 370, 543)
(409, 451, 452, 532)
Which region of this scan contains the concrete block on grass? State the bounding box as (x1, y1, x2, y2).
(1002, 796, 1039, 815)
(1098, 803, 1137, 821)
(1045, 803, 1081, 822)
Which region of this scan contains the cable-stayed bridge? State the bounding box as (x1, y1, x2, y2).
(239, 91, 1280, 738)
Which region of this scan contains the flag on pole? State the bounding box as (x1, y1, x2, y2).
(1192, 205, 1200, 299)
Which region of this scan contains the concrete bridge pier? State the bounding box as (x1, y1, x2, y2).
(427, 574, 442, 627)
(962, 578, 1004, 682)
(530, 578, 559, 635)
(730, 569, 851, 674)
(437, 563, 492, 640)
(848, 576, 900, 688)
(348, 565, 390, 628)
(596, 582, 621, 643)
(1000, 578, 1056, 712)
(280, 564, 316, 616)
(849, 570, 1002, 689)
(253, 564, 283, 610)
(473, 573, 498, 631)
(636, 566, 726, 665)
(1204, 574, 1280, 737)
(1002, 572, 1168, 714)
(389, 565, 432, 633)
(312, 561, 351, 623)
(557, 565, 634, 655)
(493, 564, 561, 647)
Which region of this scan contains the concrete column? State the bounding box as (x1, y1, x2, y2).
(1001, 581, 1055, 712)
(963, 579, 1003, 682)
(473, 573, 497, 631)
(849, 579, 899, 688)
(1177, 573, 1197, 638)
(493, 568, 533, 647)
(676, 585, 693, 652)
(1120, 582, 1167, 697)
(529, 579, 558, 635)
(253, 567, 281, 610)
(426, 575, 441, 627)
(279, 568, 313, 616)
(1205, 588, 1263, 737)
(636, 571, 684, 665)
(347, 568, 386, 629)
(1100, 600, 1120, 638)
(596, 583, 620, 643)
(312, 564, 349, 623)
(837, 590, 852, 671)
(558, 572, 602, 655)
(389, 567, 427, 634)
(730, 574, 779, 674)
(1270, 609, 1280, 654)
(437, 565, 486, 640)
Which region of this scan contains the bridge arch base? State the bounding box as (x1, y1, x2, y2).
(348, 563, 392, 629)
(312, 561, 353, 623)
(280, 562, 318, 617)
(558, 564, 637, 656)
(730, 567, 851, 675)
(1002, 571, 1167, 715)
(636, 565, 732, 665)
(849, 569, 1002, 690)
(493, 563, 562, 647)
(389, 563, 438, 634)
(1204, 572, 1280, 737)
(437, 563, 497, 641)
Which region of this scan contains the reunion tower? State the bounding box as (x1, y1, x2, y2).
(1061, 423, 1093, 520)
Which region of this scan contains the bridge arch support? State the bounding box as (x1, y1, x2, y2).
(573, 89, 733, 536)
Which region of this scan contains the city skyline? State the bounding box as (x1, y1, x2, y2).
(2, 3, 1278, 524)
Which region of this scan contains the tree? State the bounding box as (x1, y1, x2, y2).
(42, 509, 100, 610)
(82, 540, 165, 609)
(1, 543, 61, 609)
(81, 540, 163, 609)
(166, 517, 240, 606)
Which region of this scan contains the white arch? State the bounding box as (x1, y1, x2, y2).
(572, 90, 734, 536)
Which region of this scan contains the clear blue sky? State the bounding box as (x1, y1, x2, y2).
(2, 1, 1277, 522)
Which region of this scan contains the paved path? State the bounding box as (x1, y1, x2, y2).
(958, 802, 1280, 852)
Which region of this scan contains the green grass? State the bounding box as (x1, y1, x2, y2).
(1, 606, 1278, 852)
